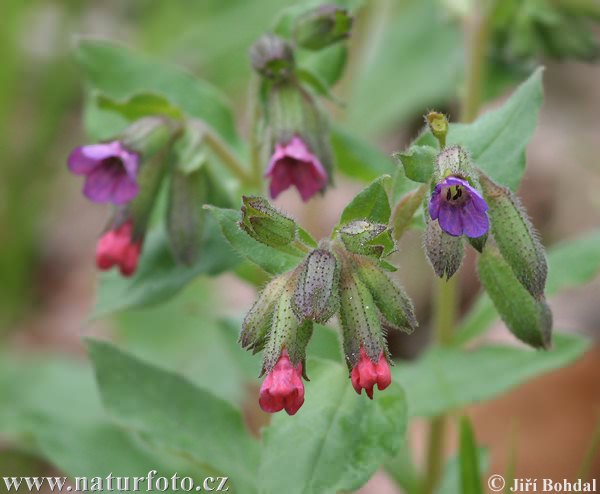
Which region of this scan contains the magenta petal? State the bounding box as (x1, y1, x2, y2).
(460, 201, 489, 238)
(112, 176, 140, 204)
(83, 166, 119, 203)
(438, 202, 463, 236)
(268, 161, 294, 199)
(291, 161, 327, 201)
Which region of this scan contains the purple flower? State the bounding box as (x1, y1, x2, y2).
(429, 176, 489, 238)
(67, 141, 140, 204)
(265, 136, 328, 202)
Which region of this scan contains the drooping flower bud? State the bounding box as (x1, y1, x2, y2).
(479, 172, 547, 298)
(425, 111, 449, 149)
(478, 246, 552, 349)
(240, 196, 297, 247)
(293, 5, 353, 51)
(95, 220, 142, 277)
(350, 346, 391, 399)
(424, 216, 465, 280)
(338, 220, 394, 259)
(240, 274, 290, 354)
(352, 256, 417, 333)
(249, 34, 295, 81)
(337, 253, 388, 371)
(292, 247, 339, 323)
(264, 82, 333, 201)
(259, 349, 304, 415)
(67, 117, 177, 205)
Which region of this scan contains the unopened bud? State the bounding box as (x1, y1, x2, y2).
(294, 5, 353, 51)
(240, 196, 297, 247)
(479, 172, 547, 297)
(261, 272, 314, 376)
(478, 246, 552, 349)
(292, 248, 339, 323)
(425, 111, 449, 149)
(250, 34, 295, 81)
(339, 220, 394, 259)
(424, 216, 465, 279)
(338, 255, 387, 369)
(241, 274, 290, 354)
(353, 257, 417, 333)
(167, 167, 207, 265)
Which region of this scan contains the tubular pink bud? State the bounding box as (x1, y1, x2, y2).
(350, 346, 391, 399)
(259, 349, 305, 415)
(95, 221, 141, 277)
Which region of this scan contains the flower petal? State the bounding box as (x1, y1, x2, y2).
(460, 200, 489, 238)
(83, 166, 121, 203)
(112, 175, 140, 204)
(437, 202, 463, 236)
(429, 187, 442, 220)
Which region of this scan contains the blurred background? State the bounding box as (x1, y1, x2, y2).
(0, 0, 599, 491)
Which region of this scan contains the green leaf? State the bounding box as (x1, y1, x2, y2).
(0, 354, 188, 487)
(454, 230, 600, 345)
(447, 68, 544, 191)
(395, 145, 437, 183)
(347, 0, 462, 136)
(87, 339, 259, 491)
(396, 332, 588, 418)
(206, 206, 305, 275)
(458, 416, 484, 494)
(75, 39, 240, 147)
(93, 219, 238, 318)
(339, 176, 392, 227)
(331, 126, 396, 182)
(96, 92, 184, 121)
(259, 358, 407, 494)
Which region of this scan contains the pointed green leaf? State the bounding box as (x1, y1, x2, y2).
(339, 176, 392, 227)
(87, 340, 259, 491)
(395, 145, 437, 183)
(458, 416, 484, 494)
(76, 39, 240, 147)
(396, 332, 587, 418)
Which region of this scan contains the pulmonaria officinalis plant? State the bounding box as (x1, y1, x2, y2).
(58, 1, 600, 491)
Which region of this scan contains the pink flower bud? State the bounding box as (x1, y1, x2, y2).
(350, 346, 391, 399)
(95, 221, 141, 277)
(259, 349, 305, 415)
(265, 136, 328, 202)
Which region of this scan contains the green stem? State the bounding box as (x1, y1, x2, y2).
(189, 119, 254, 186)
(421, 4, 490, 492)
(247, 74, 264, 188)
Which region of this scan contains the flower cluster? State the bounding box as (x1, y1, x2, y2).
(239, 197, 416, 415)
(249, 6, 352, 202)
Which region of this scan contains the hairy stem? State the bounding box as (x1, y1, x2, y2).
(421, 4, 490, 492)
(189, 119, 254, 186)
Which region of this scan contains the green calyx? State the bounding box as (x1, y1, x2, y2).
(293, 5, 353, 51)
(479, 172, 548, 298)
(240, 196, 298, 247)
(424, 215, 465, 280)
(478, 246, 552, 349)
